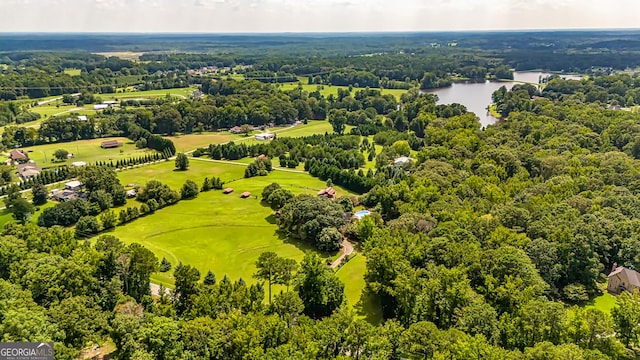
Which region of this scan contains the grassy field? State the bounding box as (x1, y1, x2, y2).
(16, 137, 156, 167)
(277, 83, 408, 100)
(63, 68, 82, 76)
(168, 133, 241, 152)
(101, 87, 196, 100)
(0, 201, 56, 228)
(111, 160, 354, 286)
(336, 254, 381, 324)
(93, 52, 145, 61)
(585, 292, 617, 314)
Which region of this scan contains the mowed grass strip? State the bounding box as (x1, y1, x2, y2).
(167, 133, 238, 152)
(112, 161, 354, 285)
(18, 137, 156, 167)
(277, 83, 408, 100)
(336, 254, 382, 324)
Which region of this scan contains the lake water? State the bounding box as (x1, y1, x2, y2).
(425, 72, 583, 127)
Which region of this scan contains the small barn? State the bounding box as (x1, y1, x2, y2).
(255, 133, 275, 141)
(229, 126, 243, 134)
(223, 188, 234, 194)
(101, 140, 122, 149)
(240, 192, 251, 198)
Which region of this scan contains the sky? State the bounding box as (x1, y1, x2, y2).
(0, 0, 638, 33)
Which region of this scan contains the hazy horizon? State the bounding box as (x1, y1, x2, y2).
(0, 0, 638, 33)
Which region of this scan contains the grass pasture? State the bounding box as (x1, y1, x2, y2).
(168, 133, 240, 152)
(336, 254, 382, 324)
(111, 160, 354, 286)
(276, 83, 408, 100)
(585, 292, 616, 314)
(18, 137, 156, 167)
(93, 52, 145, 61)
(103, 87, 196, 100)
(63, 68, 82, 76)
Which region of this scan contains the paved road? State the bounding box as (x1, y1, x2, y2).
(331, 239, 355, 269)
(36, 93, 80, 106)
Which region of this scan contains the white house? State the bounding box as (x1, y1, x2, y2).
(393, 156, 414, 167)
(64, 180, 83, 191)
(255, 133, 275, 141)
(71, 161, 87, 167)
(93, 104, 109, 110)
(77, 115, 88, 121)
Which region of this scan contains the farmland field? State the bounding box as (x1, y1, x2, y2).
(63, 68, 82, 76)
(16, 137, 156, 167)
(276, 83, 408, 100)
(112, 160, 354, 286)
(168, 132, 241, 152)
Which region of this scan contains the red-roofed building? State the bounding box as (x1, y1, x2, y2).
(317, 187, 336, 199)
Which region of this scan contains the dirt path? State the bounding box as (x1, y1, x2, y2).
(330, 239, 354, 269)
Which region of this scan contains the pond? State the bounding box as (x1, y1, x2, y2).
(424, 71, 583, 128)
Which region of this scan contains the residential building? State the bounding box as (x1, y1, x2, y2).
(17, 162, 41, 179)
(64, 180, 83, 192)
(318, 187, 336, 199)
(9, 149, 28, 163)
(608, 264, 640, 295)
(393, 156, 414, 167)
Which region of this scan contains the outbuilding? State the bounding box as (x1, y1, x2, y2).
(255, 133, 275, 141)
(64, 180, 83, 191)
(101, 140, 122, 149)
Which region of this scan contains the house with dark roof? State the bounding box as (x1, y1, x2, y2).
(607, 264, 640, 295)
(9, 149, 28, 163)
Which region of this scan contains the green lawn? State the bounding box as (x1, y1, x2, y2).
(277, 83, 408, 100)
(168, 132, 244, 152)
(585, 292, 617, 314)
(118, 159, 246, 189)
(0, 201, 56, 228)
(102, 87, 196, 100)
(336, 254, 382, 324)
(63, 68, 82, 76)
(17, 137, 156, 168)
(110, 160, 354, 286)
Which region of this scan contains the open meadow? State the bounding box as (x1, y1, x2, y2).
(277, 83, 408, 100)
(16, 137, 156, 167)
(112, 160, 354, 286)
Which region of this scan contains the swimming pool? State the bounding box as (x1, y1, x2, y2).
(353, 210, 371, 220)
